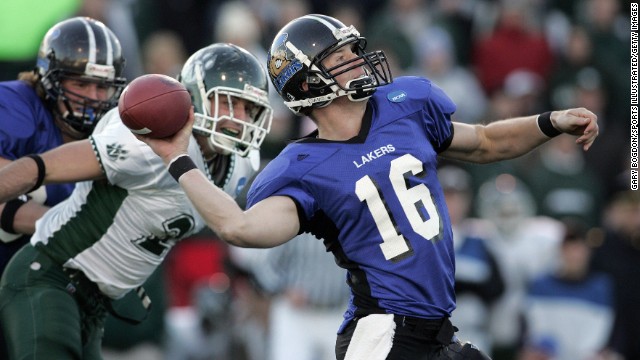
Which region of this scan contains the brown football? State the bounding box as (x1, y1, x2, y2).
(118, 74, 191, 138)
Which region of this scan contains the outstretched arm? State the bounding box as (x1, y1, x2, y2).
(0, 141, 103, 239)
(442, 108, 598, 164)
(0, 157, 49, 240)
(177, 168, 299, 248)
(138, 110, 299, 248)
(0, 140, 103, 204)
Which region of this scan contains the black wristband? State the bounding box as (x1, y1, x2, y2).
(537, 111, 561, 138)
(1, 195, 31, 234)
(25, 154, 46, 193)
(168, 155, 197, 182)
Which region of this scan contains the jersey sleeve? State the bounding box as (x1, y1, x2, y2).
(246, 154, 317, 221)
(422, 82, 456, 153)
(89, 108, 169, 189)
(0, 81, 54, 159)
(222, 149, 261, 200)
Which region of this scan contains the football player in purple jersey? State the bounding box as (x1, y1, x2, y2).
(0, 16, 126, 273)
(139, 14, 599, 360)
(0, 15, 126, 358)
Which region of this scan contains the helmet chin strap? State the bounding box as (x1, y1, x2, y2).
(54, 115, 86, 140)
(284, 76, 375, 109)
(210, 134, 234, 156)
(345, 76, 376, 101)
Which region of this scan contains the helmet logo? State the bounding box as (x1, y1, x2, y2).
(268, 33, 302, 93)
(243, 84, 268, 101)
(86, 63, 116, 80)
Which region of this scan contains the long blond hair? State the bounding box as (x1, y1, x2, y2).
(17, 70, 45, 98)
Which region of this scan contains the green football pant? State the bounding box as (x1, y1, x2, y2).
(0, 244, 106, 360)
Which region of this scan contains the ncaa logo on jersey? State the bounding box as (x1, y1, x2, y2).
(387, 90, 407, 103)
(235, 177, 248, 197)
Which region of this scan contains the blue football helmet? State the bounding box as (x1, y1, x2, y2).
(267, 14, 392, 115)
(36, 17, 126, 137)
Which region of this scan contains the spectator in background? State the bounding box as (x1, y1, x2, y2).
(165, 235, 233, 360)
(438, 165, 504, 352)
(412, 26, 488, 124)
(548, 56, 624, 208)
(579, 0, 629, 123)
(520, 218, 616, 360)
(254, 232, 351, 360)
(547, 25, 600, 109)
(520, 131, 604, 227)
(76, 0, 144, 79)
(501, 70, 546, 116)
(224, 247, 273, 360)
(140, 30, 188, 77)
(133, 0, 220, 56)
(431, 0, 477, 67)
(590, 182, 640, 360)
(461, 70, 545, 195)
(472, 1, 553, 95)
(366, 0, 430, 71)
(476, 174, 563, 360)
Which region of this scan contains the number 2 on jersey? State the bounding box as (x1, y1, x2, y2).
(355, 154, 441, 260)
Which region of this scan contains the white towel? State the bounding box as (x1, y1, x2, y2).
(344, 314, 396, 360)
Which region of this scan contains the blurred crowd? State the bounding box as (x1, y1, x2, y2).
(0, 0, 636, 359)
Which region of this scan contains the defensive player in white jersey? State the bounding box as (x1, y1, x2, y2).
(0, 43, 272, 359)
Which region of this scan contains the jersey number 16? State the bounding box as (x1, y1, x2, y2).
(355, 154, 441, 261)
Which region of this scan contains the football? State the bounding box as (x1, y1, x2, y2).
(118, 74, 192, 138)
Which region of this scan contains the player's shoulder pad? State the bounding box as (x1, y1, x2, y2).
(374, 76, 456, 116)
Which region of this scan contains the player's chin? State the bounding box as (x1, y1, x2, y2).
(213, 144, 232, 156)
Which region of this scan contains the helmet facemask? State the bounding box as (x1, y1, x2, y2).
(43, 71, 125, 136)
(307, 35, 391, 103)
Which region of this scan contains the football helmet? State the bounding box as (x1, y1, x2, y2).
(179, 43, 273, 157)
(36, 17, 126, 137)
(267, 14, 392, 115)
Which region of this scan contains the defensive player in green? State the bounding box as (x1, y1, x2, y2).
(0, 43, 272, 359)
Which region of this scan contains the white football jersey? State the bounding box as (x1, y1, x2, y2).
(31, 108, 259, 298)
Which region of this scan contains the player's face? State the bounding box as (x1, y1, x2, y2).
(216, 96, 254, 121)
(195, 95, 257, 158)
(61, 78, 113, 100)
(322, 44, 366, 88)
(213, 95, 256, 134)
(57, 77, 113, 115)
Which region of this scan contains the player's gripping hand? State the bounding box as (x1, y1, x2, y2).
(135, 106, 195, 165)
(550, 107, 599, 151)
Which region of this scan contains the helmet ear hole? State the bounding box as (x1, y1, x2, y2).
(306, 75, 321, 85)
